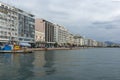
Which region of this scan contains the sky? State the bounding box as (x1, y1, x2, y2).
(0, 0, 120, 42)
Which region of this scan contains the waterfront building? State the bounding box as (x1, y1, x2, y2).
(87, 39, 94, 47)
(54, 24, 69, 46)
(93, 40, 98, 47)
(97, 41, 106, 47)
(84, 39, 88, 47)
(68, 33, 75, 46)
(18, 10, 35, 44)
(0, 2, 18, 44)
(35, 30, 45, 47)
(35, 19, 55, 47)
(0, 1, 35, 45)
(74, 35, 85, 46)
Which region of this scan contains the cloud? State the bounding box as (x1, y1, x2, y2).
(92, 20, 120, 30)
(0, 0, 120, 41)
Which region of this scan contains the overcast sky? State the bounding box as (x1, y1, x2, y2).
(1, 0, 120, 42)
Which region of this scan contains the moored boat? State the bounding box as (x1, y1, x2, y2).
(0, 44, 33, 53)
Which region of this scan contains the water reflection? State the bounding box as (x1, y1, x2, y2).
(1, 49, 120, 80)
(0, 50, 78, 80)
(0, 51, 57, 80)
(32, 51, 46, 76)
(0, 54, 12, 64)
(33, 51, 56, 76)
(16, 54, 34, 80)
(0, 53, 35, 80)
(44, 51, 56, 75)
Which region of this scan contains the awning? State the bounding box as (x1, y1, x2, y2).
(19, 42, 31, 47)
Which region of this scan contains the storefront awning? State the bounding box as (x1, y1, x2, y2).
(19, 42, 31, 47)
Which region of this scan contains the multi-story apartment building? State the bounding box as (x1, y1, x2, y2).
(18, 9, 35, 43)
(97, 41, 106, 47)
(87, 39, 94, 47)
(74, 35, 85, 46)
(0, 1, 35, 45)
(35, 19, 55, 47)
(67, 33, 74, 46)
(35, 30, 45, 47)
(92, 40, 98, 47)
(54, 24, 69, 46)
(0, 2, 18, 44)
(84, 39, 88, 46)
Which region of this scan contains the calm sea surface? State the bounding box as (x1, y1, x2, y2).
(0, 48, 120, 80)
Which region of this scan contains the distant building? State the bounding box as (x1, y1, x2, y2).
(35, 19, 55, 47)
(67, 33, 74, 46)
(74, 35, 84, 46)
(35, 30, 45, 47)
(97, 41, 106, 47)
(54, 24, 69, 46)
(93, 40, 98, 47)
(87, 39, 93, 47)
(35, 31, 45, 43)
(84, 39, 88, 46)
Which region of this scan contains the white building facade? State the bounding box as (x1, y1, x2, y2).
(0, 2, 18, 44)
(0, 1, 35, 45)
(74, 35, 85, 46)
(67, 33, 74, 46)
(35, 30, 45, 42)
(54, 24, 69, 46)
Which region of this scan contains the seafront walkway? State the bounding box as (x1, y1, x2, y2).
(26, 47, 85, 51)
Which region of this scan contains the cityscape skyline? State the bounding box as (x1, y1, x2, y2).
(0, 0, 120, 43)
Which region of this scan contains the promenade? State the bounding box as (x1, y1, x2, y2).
(25, 47, 116, 52)
(26, 47, 84, 51)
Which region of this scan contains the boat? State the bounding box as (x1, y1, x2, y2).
(0, 44, 33, 53)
